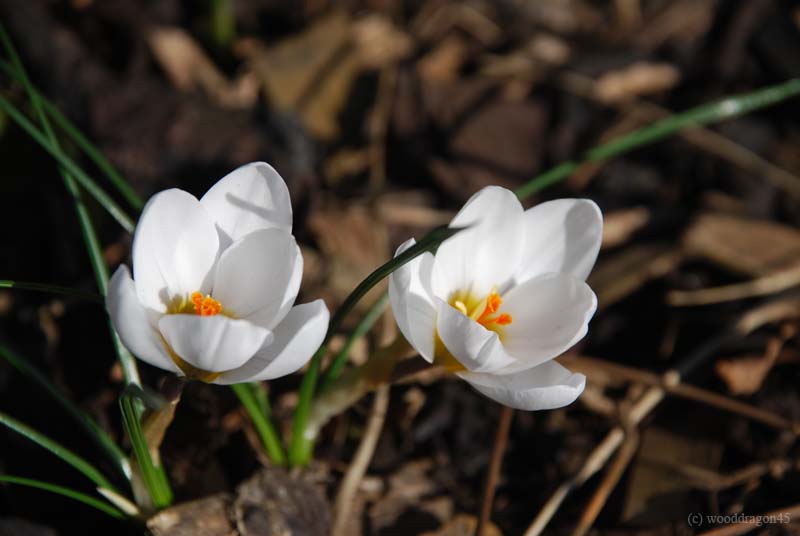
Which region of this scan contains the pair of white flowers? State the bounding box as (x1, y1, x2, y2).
(108, 163, 601, 410)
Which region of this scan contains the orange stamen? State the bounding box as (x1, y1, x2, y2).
(477, 290, 510, 326)
(190, 291, 222, 316)
(495, 314, 513, 326)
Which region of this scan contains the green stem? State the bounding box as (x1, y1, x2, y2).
(119, 387, 173, 510)
(0, 279, 103, 303)
(0, 59, 144, 211)
(289, 226, 463, 467)
(318, 292, 389, 393)
(231, 383, 287, 465)
(515, 78, 800, 200)
(0, 24, 141, 386)
(0, 411, 121, 495)
(0, 94, 135, 233)
(0, 342, 129, 479)
(0, 475, 127, 520)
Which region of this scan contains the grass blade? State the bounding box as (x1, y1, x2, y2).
(318, 292, 389, 393)
(0, 95, 135, 233)
(289, 225, 463, 467)
(0, 60, 144, 211)
(0, 410, 120, 495)
(0, 279, 102, 303)
(0, 342, 129, 478)
(119, 386, 173, 509)
(0, 24, 141, 386)
(0, 475, 127, 520)
(231, 383, 287, 465)
(515, 78, 800, 200)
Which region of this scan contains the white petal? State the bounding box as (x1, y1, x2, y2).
(435, 298, 515, 373)
(132, 189, 219, 312)
(106, 266, 178, 373)
(458, 360, 586, 410)
(212, 229, 302, 329)
(432, 186, 525, 300)
(388, 239, 437, 362)
(200, 162, 292, 249)
(158, 315, 272, 373)
(215, 300, 329, 384)
(499, 273, 596, 373)
(516, 199, 602, 283)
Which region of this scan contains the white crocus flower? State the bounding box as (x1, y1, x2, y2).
(106, 162, 329, 384)
(389, 186, 601, 410)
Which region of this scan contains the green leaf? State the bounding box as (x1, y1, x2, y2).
(0, 60, 144, 211)
(515, 78, 800, 200)
(0, 342, 129, 479)
(0, 279, 102, 303)
(0, 23, 141, 386)
(288, 225, 464, 467)
(0, 475, 127, 520)
(119, 386, 173, 509)
(0, 410, 121, 495)
(0, 94, 135, 233)
(231, 383, 287, 465)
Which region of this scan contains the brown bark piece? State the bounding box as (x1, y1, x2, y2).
(147, 493, 236, 536)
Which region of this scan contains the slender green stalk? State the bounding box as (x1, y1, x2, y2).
(515, 78, 800, 200)
(231, 383, 287, 465)
(0, 95, 135, 233)
(0, 60, 144, 211)
(119, 387, 173, 509)
(0, 343, 129, 478)
(0, 411, 120, 494)
(0, 475, 126, 520)
(0, 24, 141, 386)
(289, 226, 463, 466)
(210, 0, 236, 48)
(0, 279, 102, 303)
(318, 292, 389, 393)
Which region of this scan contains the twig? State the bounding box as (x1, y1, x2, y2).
(570, 431, 639, 536)
(525, 296, 800, 535)
(697, 502, 800, 536)
(476, 405, 514, 536)
(667, 264, 800, 306)
(562, 355, 800, 434)
(658, 457, 793, 492)
(331, 385, 390, 536)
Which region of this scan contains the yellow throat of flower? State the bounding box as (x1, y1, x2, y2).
(161, 290, 230, 382)
(434, 288, 513, 372)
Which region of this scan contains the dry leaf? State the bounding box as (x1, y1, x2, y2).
(420, 513, 502, 536)
(308, 201, 389, 309)
(716, 353, 777, 396)
(147, 26, 257, 109)
(417, 34, 470, 83)
(238, 12, 359, 139)
(683, 212, 800, 276)
(352, 14, 414, 69)
(588, 244, 684, 308)
(594, 62, 681, 103)
(602, 206, 651, 248)
(623, 427, 722, 524)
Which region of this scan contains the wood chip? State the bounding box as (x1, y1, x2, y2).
(683, 213, 800, 276)
(594, 62, 681, 103)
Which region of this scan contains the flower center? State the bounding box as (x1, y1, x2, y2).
(434, 288, 513, 372)
(450, 289, 513, 331)
(160, 291, 229, 382)
(166, 291, 230, 317)
(191, 291, 222, 316)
